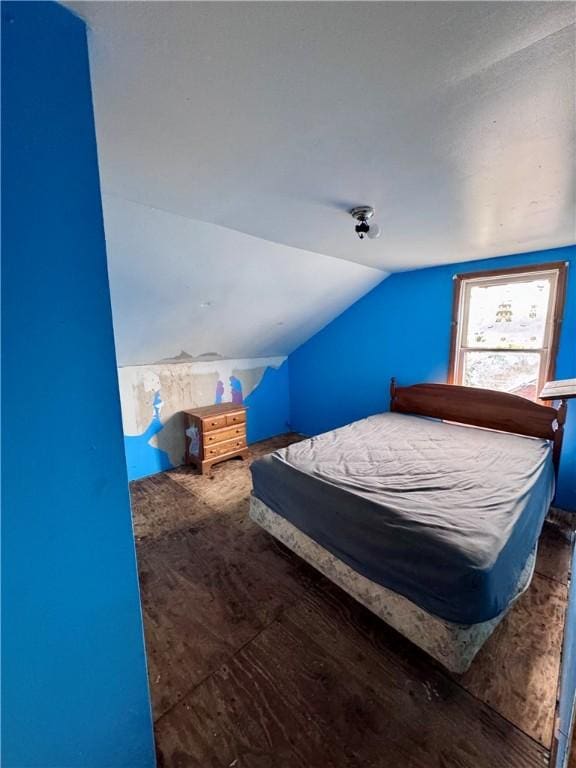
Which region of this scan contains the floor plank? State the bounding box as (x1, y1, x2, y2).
(167, 434, 304, 518)
(138, 501, 318, 718)
(131, 473, 213, 541)
(168, 460, 253, 518)
(131, 434, 570, 768)
(156, 582, 549, 768)
(535, 520, 573, 585)
(457, 573, 567, 747)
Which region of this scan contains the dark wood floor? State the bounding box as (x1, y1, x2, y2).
(130, 434, 574, 768)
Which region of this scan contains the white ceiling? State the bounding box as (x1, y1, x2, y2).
(102, 194, 384, 365)
(65, 1, 575, 362)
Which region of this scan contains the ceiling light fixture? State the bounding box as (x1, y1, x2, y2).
(350, 206, 381, 240)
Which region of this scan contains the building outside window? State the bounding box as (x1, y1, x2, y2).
(449, 263, 567, 401)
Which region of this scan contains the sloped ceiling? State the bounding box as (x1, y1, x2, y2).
(102, 194, 383, 365)
(66, 1, 575, 363)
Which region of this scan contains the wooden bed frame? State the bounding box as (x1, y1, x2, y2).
(389, 379, 567, 474)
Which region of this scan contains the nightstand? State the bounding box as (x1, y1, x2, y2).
(183, 403, 248, 474)
(539, 379, 574, 473)
(539, 379, 576, 402)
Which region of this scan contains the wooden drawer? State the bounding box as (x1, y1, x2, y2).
(202, 414, 227, 432)
(204, 424, 246, 446)
(184, 404, 247, 473)
(205, 435, 246, 459)
(226, 411, 246, 427)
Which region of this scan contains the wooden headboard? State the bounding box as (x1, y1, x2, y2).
(389, 379, 567, 473)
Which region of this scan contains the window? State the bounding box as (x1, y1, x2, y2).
(449, 263, 567, 401)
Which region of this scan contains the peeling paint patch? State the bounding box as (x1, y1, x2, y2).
(232, 367, 265, 404)
(118, 357, 287, 479)
(156, 350, 224, 364)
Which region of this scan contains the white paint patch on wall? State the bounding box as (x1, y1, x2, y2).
(118, 356, 285, 468)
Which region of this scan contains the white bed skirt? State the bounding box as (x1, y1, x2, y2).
(249, 494, 536, 674)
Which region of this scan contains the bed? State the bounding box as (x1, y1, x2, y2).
(249, 380, 567, 673)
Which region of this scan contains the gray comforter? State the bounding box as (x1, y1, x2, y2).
(250, 412, 554, 624)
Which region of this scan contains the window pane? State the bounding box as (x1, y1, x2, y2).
(462, 351, 540, 399)
(465, 278, 551, 349)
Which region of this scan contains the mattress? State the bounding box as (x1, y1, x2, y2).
(250, 412, 554, 624)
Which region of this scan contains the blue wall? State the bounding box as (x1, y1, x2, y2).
(125, 415, 174, 481)
(289, 246, 576, 510)
(1, 3, 156, 766)
(245, 360, 291, 444)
